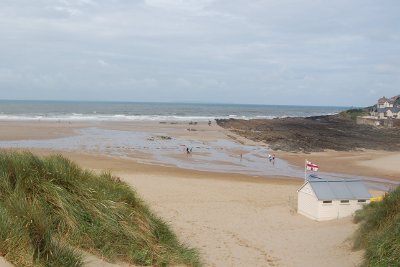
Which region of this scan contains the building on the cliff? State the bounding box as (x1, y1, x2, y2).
(358, 95, 400, 127)
(297, 178, 371, 221)
(374, 95, 400, 119)
(377, 96, 395, 108)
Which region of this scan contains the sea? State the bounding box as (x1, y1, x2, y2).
(0, 100, 349, 121)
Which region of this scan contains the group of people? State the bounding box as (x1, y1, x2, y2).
(268, 153, 276, 164)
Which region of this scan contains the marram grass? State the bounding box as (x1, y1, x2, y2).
(0, 151, 201, 267)
(353, 186, 400, 267)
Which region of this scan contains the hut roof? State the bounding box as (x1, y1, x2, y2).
(307, 179, 371, 201)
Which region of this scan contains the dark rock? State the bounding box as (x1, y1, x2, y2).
(216, 115, 400, 152)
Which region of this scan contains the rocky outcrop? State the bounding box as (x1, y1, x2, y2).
(217, 114, 400, 152)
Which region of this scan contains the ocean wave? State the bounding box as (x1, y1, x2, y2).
(0, 112, 340, 122)
(0, 114, 216, 122)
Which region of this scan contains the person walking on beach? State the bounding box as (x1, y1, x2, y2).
(268, 154, 272, 162)
(272, 154, 275, 165)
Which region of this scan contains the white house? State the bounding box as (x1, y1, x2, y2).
(297, 178, 371, 221)
(375, 96, 400, 120)
(377, 97, 394, 109)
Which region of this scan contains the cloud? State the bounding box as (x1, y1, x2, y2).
(144, 0, 215, 11)
(0, 0, 398, 105)
(97, 59, 109, 66)
(51, 6, 82, 17)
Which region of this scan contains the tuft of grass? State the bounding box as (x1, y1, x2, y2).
(353, 186, 400, 266)
(340, 108, 370, 121)
(0, 150, 201, 267)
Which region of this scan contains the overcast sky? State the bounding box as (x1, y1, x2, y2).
(0, 0, 399, 106)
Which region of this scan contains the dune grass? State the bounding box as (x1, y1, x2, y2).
(340, 108, 370, 121)
(0, 151, 201, 267)
(353, 186, 400, 266)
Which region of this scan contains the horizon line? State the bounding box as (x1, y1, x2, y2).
(0, 99, 353, 108)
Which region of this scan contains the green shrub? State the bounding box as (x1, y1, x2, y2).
(354, 187, 400, 266)
(341, 108, 370, 121)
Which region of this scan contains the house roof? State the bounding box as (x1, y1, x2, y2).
(307, 179, 371, 201)
(377, 107, 400, 113)
(378, 97, 395, 104)
(391, 107, 400, 113)
(378, 97, 389, 104)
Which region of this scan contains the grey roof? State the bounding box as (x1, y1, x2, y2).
(308, 179, 371, 201)
(377, 107, 400, 113)
(391, 107, 400, 113)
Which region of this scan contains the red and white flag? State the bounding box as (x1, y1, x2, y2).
(306, 160, 319, 171)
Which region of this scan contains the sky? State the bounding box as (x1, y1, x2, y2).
(0, 0, 399, 106)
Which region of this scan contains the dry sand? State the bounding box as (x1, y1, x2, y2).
(1, 120, 397, 266)
(119, 172, 362, 267)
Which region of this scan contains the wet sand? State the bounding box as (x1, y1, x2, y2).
(0, 121, 301, 178)
(0, 120, 397, 266)
(0, 121, 85, 140)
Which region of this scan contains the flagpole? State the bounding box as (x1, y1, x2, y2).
(305, 160, 319, 181)
(304, 159, 307, 182)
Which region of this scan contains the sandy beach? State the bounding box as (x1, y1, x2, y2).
(0, 120, 398, 266)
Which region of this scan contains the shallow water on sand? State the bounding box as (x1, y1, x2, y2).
(0, 127, 397, 190)
(0, 127, 302, 177)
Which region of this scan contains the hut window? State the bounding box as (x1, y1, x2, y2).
(340, 200, 349, 204)
(358, 199, 367, 203)
(323, 200, 332, 204)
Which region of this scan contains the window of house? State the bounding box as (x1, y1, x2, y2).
(358, 199, 367, 203)
(340, 200, 350, 204)
(322, 200, 332, 204)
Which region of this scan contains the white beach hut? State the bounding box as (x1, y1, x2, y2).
(297, 178, 371, 221)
